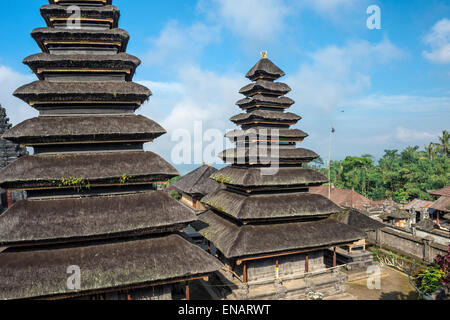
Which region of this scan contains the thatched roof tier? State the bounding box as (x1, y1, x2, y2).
(431, 196, 450, 213)
(49, 0, 113, 5)
(0, 234, 223, 300)
(193, 211, 366, 259)
(330, 208, 385, 232)
(2, 115, 165, 145)
(246, 58, 286, 81)
(0, 191, 196, 247)
(380, 209, 411, 220)
(0, 151, 178, 189)
(23, 53, 140, 81)
(226, 128, 308, 143)
(219, 147, 319, 164)
(31, 27, 129, 53)
(14, 81, 151, 106)
(171, 165, 222, 197)
(210, 166, 328, 188)
(236, 95, 295, 110)
(230, 110, 301, 126)
(40, 4, 120, 29)
(429, 187, 450, 197)
(239, 80, 291, 97)
(202, 190, 341, 221)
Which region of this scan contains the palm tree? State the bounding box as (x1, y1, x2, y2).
(424, 143, 437, 161)
(437, 130, 449, 157)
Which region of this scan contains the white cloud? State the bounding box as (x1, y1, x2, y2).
(199, 0, 290, 42)
(137, 66, 245, 164)
(423, 18, 450, 64)
(0, 65, 36, 126)
(145, 20, 221, 67)
(299, 0, 359, 13)
(348, 94, 450, 112)
(394, 127, 436, 143)
(286, 38, 405, 113)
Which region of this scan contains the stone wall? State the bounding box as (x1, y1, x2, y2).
(368, 227, 448, 263)
(239, 251, 326, 282)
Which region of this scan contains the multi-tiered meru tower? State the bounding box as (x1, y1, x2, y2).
(194, 54, 366, 300)
(0, 0, 221, 300)
(0, 106, 28, 169)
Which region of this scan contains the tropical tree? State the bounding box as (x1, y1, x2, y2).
(436, 130, 449, 158)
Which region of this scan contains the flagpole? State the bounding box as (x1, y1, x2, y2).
(328, 129, 332, 199)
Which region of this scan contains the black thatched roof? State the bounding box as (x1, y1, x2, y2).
(226, 128, 308, 142)
(239, 80, 291, 97)
(330, 208, 385, 232)
(31, 27, 130, 53)
(0, 234, 223, 300)
(2, 115, 166, 145)
(0, 151, 178, 189)
(431, 196, 450, 213)
(380, 209, 411, 220)
(0, 191, 196, 247)
(230, 110, 301, 124)
(193, 211, 366, 259)
(23, 53, 140, 81)
(236, 95, 295, 110)
(202, 189, 341, 221)
(210, 166, 327, 188)
(49, 0, 112, 4)
(40, 4, 120, 28)
(14, 81, 151, 105)
(171, 165, 222, 196)
(246, 58, 286, 81)
(219, 147, 319, 163)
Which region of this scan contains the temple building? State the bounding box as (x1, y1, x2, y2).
(193, 54, 367, 300)
(0, 0, 221, 300)
(0, 105, 28, 211)
(171, 165, 223, 211)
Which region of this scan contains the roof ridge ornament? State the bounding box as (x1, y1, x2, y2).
(261, 51, 268, 59)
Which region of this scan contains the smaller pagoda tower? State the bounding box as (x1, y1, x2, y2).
(194, 53, 366, 300)
(0, 105, 28, 210)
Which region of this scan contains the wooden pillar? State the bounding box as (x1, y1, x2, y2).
(208, 241, 211, 253)
(275, 258, 279, 279)
(243, 262, 248, 284)
(305, 254, 309, 273)
(6, 190, 13, 208)
(333, 247, 337, 267)
(185, 282, 190, 301)
(437, 212, 440, 226)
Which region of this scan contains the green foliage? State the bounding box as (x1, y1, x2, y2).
(56, 177, 90, 191)
(416, 266, 445, 295)
(319, 131, 449, 202)
(168, 190, 182, 200)
(120, 174, 133, 184)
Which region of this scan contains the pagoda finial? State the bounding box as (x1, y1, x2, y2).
(261, 51, 267, 59)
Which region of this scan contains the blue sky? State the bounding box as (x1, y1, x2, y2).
(0, 0, 449, 174)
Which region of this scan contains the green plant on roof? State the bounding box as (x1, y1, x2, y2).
(215, 175, 232, 185)
(57, 177, 90, 192)
(120, 174, 133, 184)
(113, 92, 118, 98)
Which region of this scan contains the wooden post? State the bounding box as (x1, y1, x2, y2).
(437, 212, 440, 227)
(305, 254, 309, 273)
(6, 190, 13, 208)
(185, 282, 190, 301)
(275, 258, 279, 279)
(243, 262, 247, 284)
(208, 241, 211, 253)
(333, 247, 337, 267)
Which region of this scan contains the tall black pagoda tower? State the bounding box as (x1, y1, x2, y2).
(0, 0, 221, 300)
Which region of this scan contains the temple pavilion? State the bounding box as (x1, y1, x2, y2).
(171, 165, 223, 211)
(193, 54, 366, 300)
(0, 0, 221, 300)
